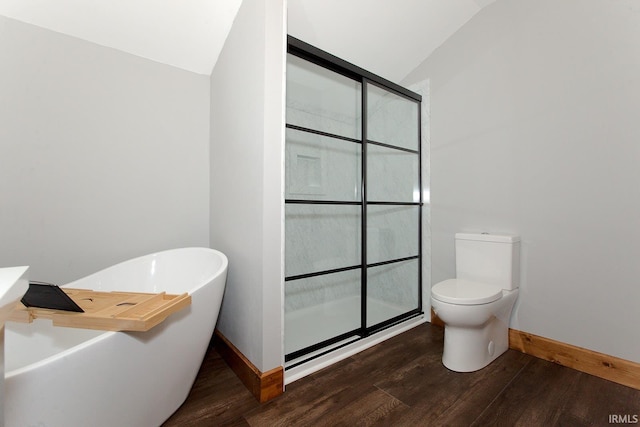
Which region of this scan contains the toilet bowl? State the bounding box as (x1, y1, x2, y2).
(431, 233, 520, 372)
(431, 279, 518, 372)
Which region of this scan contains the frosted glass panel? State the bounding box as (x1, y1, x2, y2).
(285, 269, 361, 354)
(367, 206, 419, 264)
(367, 83, 419, 151)
(287, 54, 362, 139)
(367, 259, 419, 327)
(367, 144, 419, 202)
(285, 204, 361, 277)
(285, 128, 361, 201)
(284, 46, 423, 359)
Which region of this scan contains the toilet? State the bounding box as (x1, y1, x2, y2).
(431, 232, 520, 372)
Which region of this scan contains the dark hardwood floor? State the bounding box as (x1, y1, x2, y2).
(164, 324, 640, 426)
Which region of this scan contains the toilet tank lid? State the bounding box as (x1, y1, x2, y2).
(455, 233, 520, 243)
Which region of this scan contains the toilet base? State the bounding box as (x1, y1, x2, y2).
(432, 288, 518, 372)
(441, 316, 509, 372)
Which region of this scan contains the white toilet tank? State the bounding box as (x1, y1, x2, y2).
(455, 233, 521, 290)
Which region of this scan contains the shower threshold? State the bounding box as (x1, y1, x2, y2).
(284, 310, 425, 384)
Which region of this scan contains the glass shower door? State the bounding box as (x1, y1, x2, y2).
(284, 37, 423, 364)
(284, 54, 363, 358)
(365, 82, 421, 329)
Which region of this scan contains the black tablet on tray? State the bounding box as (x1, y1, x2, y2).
(21, 282, 84, 312)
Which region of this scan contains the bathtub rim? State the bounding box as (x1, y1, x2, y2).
(6, 246, 228, 379)
(63, 246, 228, 291)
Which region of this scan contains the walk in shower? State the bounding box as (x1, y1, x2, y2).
(285, 37, 423, 366)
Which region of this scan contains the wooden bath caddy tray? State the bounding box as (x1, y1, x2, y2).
(9, 288, 191, 332)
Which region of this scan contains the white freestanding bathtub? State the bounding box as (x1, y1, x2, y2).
(5, 247, 228, 427)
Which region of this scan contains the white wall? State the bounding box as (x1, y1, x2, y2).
(0, 16, 211, 284)
(403, 0, 640, 363)
(0, 0, 243, 75)
(210, 0, 286, 372)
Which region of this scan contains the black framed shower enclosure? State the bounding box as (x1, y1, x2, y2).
(285, 36, 423, 366)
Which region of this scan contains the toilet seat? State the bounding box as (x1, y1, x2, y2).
(432, 279, 502, 305)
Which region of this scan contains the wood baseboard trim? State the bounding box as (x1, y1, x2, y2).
(213, 329, 284, 402)
(509, 329, 640, 390)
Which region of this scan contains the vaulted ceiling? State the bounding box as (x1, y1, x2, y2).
(288, 0, 497, 82)
(0, 0, 495, 81)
